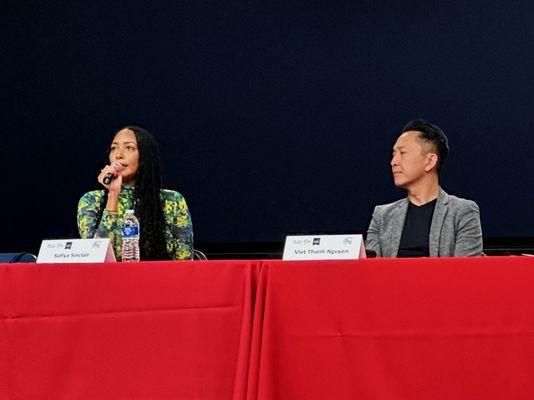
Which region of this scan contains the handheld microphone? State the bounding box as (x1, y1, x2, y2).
(103, 162, 122, 185)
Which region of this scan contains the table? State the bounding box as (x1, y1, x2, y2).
(0, 261, 260, 399)
(2, 257, 534, 399)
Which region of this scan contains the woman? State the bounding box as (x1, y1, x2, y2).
(77, 126, 193, 261)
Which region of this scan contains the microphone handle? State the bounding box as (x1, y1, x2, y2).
(103, 173, 114, 185)
(102, 162, 122, 185)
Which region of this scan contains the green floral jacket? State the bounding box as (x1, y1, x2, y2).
(77, 186, 193, 261)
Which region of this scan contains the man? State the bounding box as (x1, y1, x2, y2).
(366, 119, 483, 257)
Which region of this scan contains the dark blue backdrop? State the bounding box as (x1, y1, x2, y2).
(4, 1, 534, 253)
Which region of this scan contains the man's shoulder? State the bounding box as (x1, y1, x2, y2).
(443, 192, 480, 213)
(374, 198, 406, 215)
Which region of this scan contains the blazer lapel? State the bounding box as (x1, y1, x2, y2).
(389, 199, 408, 257)
(429, 188, 449, 257)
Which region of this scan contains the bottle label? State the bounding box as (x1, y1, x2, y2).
(121, 226, 139, 237)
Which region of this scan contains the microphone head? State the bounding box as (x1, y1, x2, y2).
(110, 162, 124, 171)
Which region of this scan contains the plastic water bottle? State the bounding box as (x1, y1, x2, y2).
(121, 210, 140, 262)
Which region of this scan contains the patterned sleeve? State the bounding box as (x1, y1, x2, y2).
(77, 191, 122, 258)
(164, 191, 194, 260)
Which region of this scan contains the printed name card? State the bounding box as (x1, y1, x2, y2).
(283, 234, 366, 261)
(37, 238, 116, 263)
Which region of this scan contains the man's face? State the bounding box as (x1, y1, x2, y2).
(390, 131, 435, 189)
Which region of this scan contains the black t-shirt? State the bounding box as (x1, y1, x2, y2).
(397, 199, 437, 258)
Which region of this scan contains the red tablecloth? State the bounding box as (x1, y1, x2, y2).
(2, 257, 534, 399)
(0, 260, 261, 399)
(253, 257, 534, 400)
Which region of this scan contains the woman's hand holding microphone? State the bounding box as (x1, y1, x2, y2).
(98, 162, 124, 212)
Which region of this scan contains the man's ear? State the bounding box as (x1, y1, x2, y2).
(425, 153, 438, 172)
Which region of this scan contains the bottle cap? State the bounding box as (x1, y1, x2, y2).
(125, 209, 135, 215)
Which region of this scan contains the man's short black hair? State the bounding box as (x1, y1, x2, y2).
(402, 119, 449, 173)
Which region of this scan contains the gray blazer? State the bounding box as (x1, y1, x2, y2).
(366, 188, 483, 257)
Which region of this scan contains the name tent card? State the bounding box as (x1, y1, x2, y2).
(37, 238, 116, 263)
(283, 234, 366, 261)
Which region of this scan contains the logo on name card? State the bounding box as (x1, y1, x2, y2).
(92, 241, 101, 248)
(313, 238, 321, 245)
(343, 237, 353, 245)
(65, 242, 73, 250)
